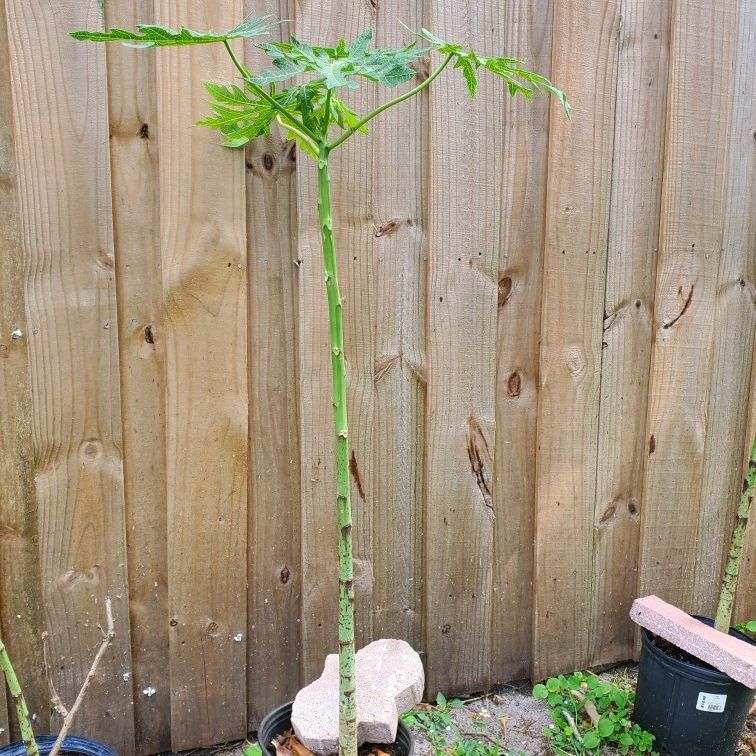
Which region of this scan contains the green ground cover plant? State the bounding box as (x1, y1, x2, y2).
(532, 672, 655, 756)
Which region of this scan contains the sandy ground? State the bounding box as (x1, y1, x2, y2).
(165, 665, 756, 756)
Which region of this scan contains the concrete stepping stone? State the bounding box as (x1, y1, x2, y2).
(291, 638, 424, 754)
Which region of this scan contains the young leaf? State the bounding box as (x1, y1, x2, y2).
(70, 15, 281, 47)
(253, 29, 427, 90)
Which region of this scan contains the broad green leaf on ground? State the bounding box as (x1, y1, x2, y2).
(70, 15, 281, 46)
(252, 28, 427, 90)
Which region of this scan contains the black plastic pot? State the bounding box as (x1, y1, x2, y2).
(257, 701, 415, 755)
(632, 616, 755, 756)
(0, 735, 116, 756)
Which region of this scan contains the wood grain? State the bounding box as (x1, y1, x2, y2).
(490, 0, 553, 684)
(155, 2, 248, 748)
(692, 0, 755, 618)
(588, 0, 671, 665)
(296, 0, 377, 682)
(104, 1, 169, 751)
(638, 0, 740, 614)
(4, 0, 135, 751)
(244, 0, 302, 727)
(533, 0, 619, 680)
(371, 0, 426, 653)
(424, 1, 502, 697)
(0, 0, 46, 741)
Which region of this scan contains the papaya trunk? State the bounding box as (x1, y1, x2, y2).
(0, 638, 39, 756)
(317, 144, 357, 756)
(714, 435, 756, 633)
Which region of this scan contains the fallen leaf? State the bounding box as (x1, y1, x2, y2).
(499, 715, 508, 737)
(583, 700, 600, 727)
(370, 749, 390, 756)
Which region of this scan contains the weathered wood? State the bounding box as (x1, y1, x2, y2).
(490, 0, 552, 684)
(296, 2, 377, 683)
(371, 0, 426, 653)
(589, 1, 671, 666)
(0, 0, 46, 742)
(638, 0, 740, 614)
(424, 1, 502, 697)
(692, 0, 756, 619)
(533, 0, 619, 681)
(244, 0, 302, 727)
(104, 1, 169, 752)
(734, 345, 756, 624)
(155, 2, 248, 748)
(4, 0, 135, 751)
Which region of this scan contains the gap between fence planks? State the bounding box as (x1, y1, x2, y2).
(491, 0, 552, 685)
(691, 0, 756, 619)
(533, 0, 620, 681)
(424, 0, 502, 698)
(638, 0, 742, 616)
(156, 1, 248, 748)
(588, 0, 671, 666)
(371, 0, 426, 657)
(4, 0, 135, 751)
(244, 0, 302, 728)
(295, 0, 377, 684)
(0, 0, 47, 741)
(104, 0, 169, 752)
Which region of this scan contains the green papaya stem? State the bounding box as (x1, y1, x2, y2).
(317, 143, 357, 756)
(0, 638, 39, 756)
(715, 435, 756, 633)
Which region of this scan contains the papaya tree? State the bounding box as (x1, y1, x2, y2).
(72, 16, 569, 756)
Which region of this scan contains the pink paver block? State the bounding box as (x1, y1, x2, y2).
(630, 595, 756, 689)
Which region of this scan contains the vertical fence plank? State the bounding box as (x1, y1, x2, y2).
(4, 0, 135, 751)
(533, 0, 619, 680)
(424, 2, 502, 697)
(692, 0, 755, 618)
(155, 2, 248, 748)
(490, 0, 553, 684)
(0, 0, 46, 741)
(296, 1, 377, 681)
(245, 0, 302, 727)
(371, 0, 426, 652)
(104, 2, 169, 752)
(638, 0, 740, 613)
(734, 346, 756, 624)
(588, 0, 671, 665)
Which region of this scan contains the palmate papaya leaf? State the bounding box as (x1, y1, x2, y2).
(70, 15, 281, 47)
(414, 27, 571, 117)
(252, 27, 428, 90)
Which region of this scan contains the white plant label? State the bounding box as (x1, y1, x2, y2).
(696, 692, 727, 713)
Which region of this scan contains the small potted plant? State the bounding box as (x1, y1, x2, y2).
(0, 599, 118, 756)
(72, 16, 568, 756)
(632, 436, 756, 756)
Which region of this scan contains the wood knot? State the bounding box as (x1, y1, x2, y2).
(143, 325, 155, 344)
(565, 346, 586, 377)
(498, 276, 513, 308)
(279, 565, 290, 584)
(138, 123, 149, 139)
(375, 219, 403, 238)
(507, 371, 521, 397)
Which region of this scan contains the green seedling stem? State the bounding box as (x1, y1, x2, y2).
(715, 435, 756, 633)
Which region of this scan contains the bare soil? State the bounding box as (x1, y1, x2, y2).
(162, 665, 756, 756)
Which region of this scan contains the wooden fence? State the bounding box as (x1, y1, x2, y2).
(0, 0, 754, 753)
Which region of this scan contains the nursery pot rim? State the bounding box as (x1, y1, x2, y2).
(257, 700, 415, 756)
(0, 735, 116, 756)
(639, 614, 754, 684)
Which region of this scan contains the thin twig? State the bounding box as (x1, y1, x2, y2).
(48, 598, 115, 756)
(41, 632, 68, 718)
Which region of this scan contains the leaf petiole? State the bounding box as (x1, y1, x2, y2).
(328, 52, 455, 150)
